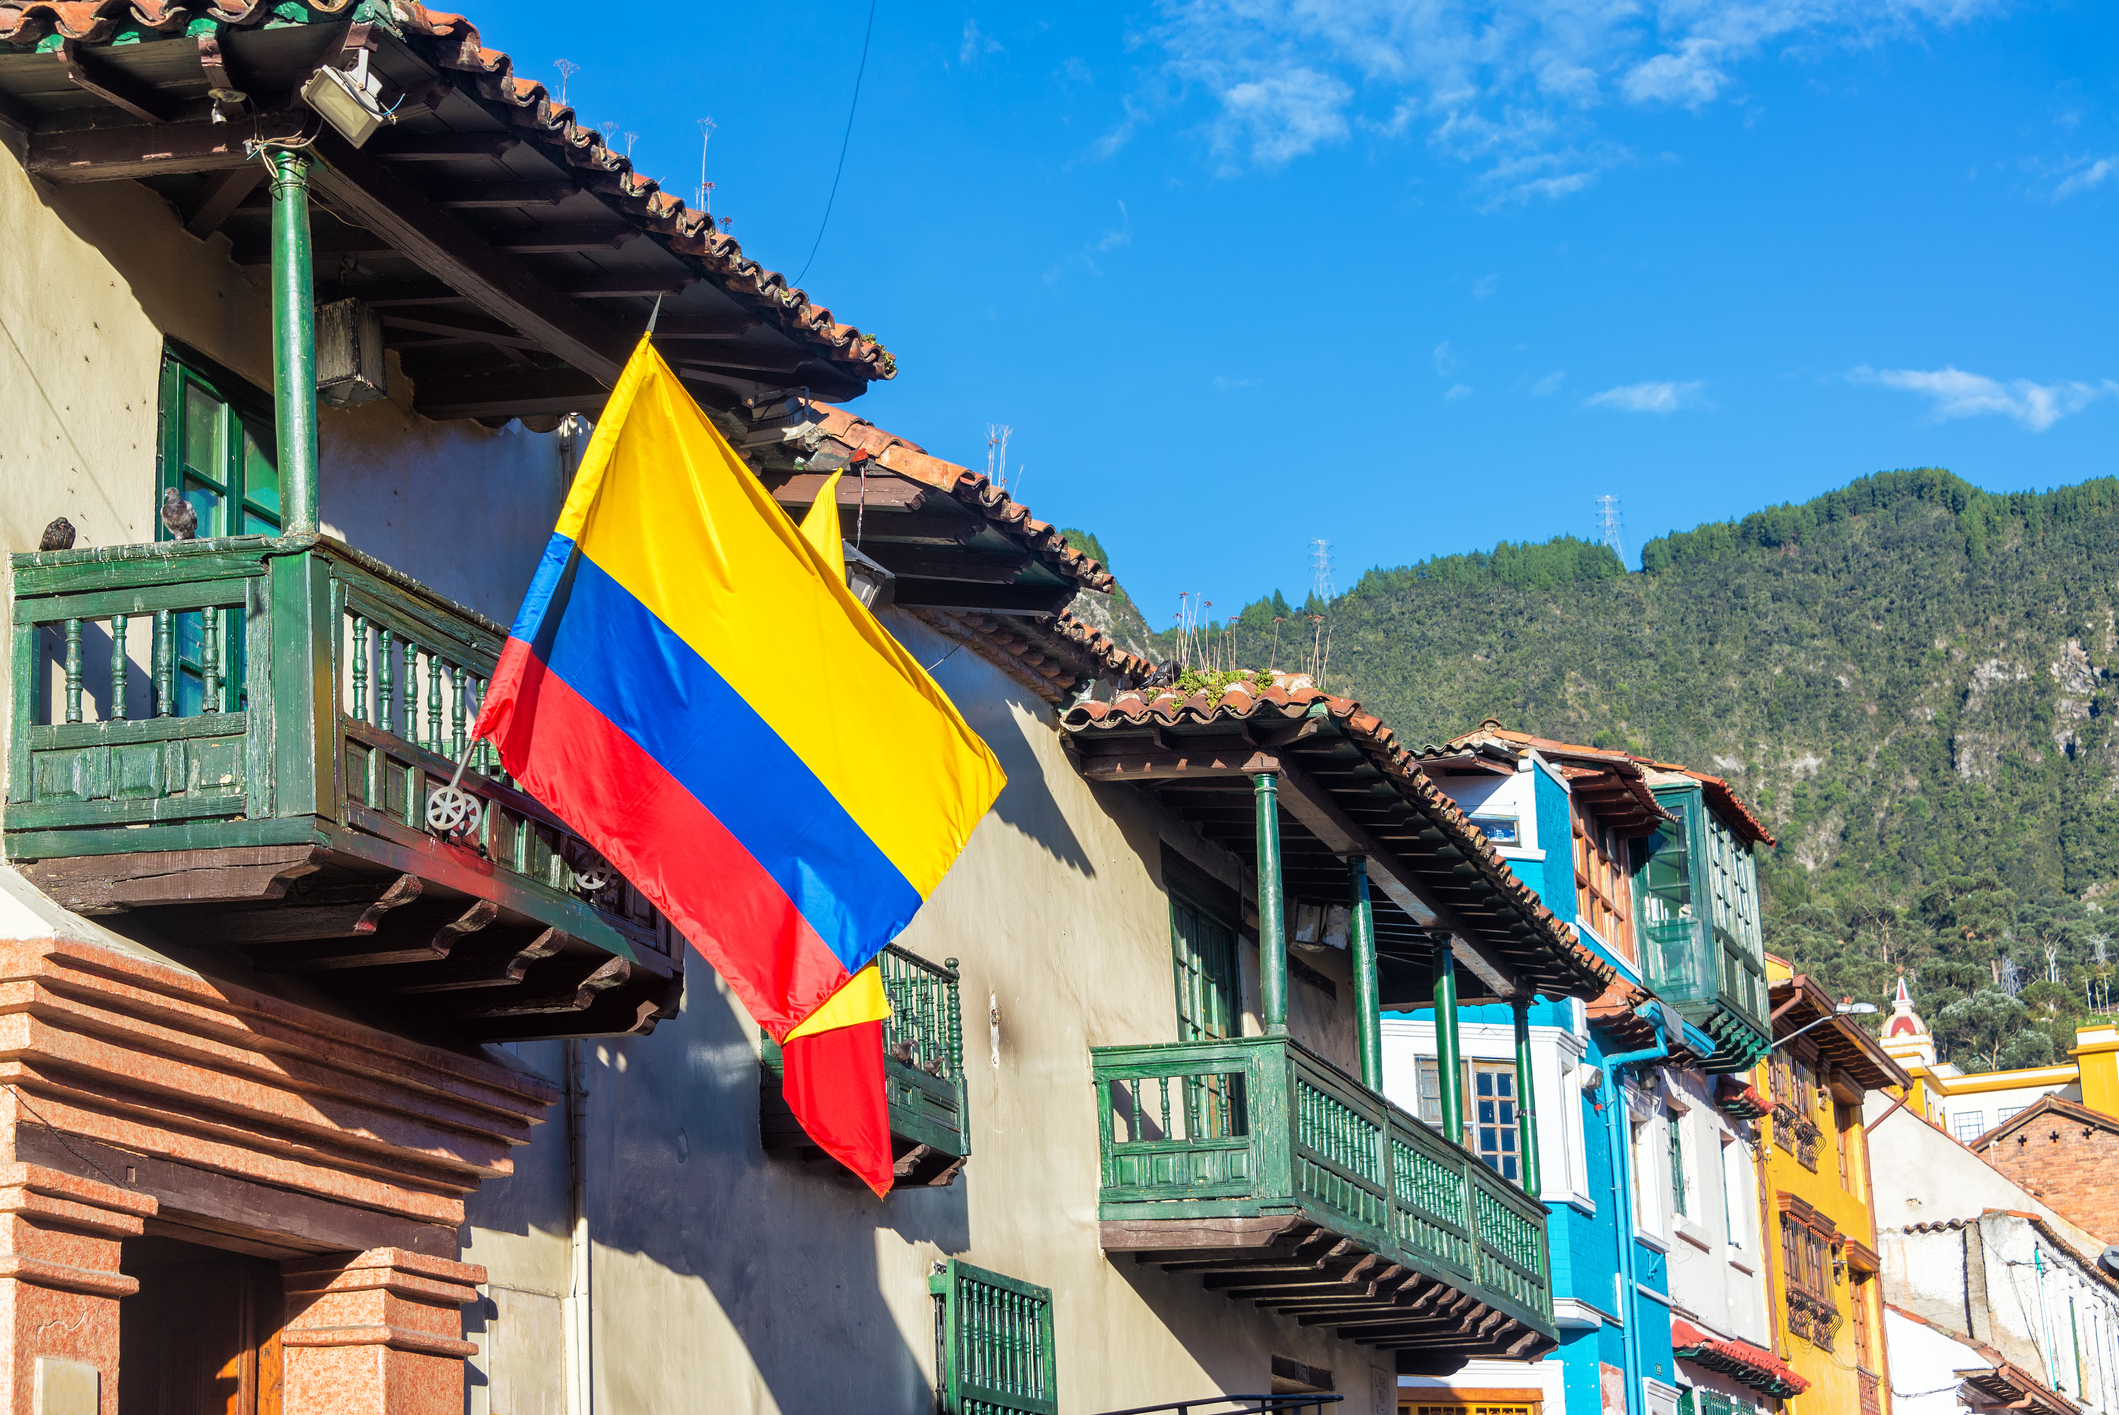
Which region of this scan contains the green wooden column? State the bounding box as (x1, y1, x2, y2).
(1348, 857, 1382, 1090)
(267, 150, 320, 537)
(1254, 772, 1287, 1036)
(1512, 994, 1542, 1198)
(1432, 940, 1464, 1145)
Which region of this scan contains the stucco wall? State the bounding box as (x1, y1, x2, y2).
(462, 610, 1399, 1415)
(1863, 1093, 2098, 1252)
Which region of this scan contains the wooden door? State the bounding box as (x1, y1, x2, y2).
(120, 1250, 282, 1415)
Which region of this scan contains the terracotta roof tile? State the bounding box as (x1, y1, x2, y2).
(0, 2, 893, 382)
(1065, 676, 1615, 1000)
(911, 609, 1151, 706)
(807, 407, 1115, 593)
(1670, 1318, 1809, 1398)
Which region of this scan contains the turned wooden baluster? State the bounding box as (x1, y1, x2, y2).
(426, 653, 442, 756)
(110, 614, 128, 721)
(153, 611, 173, 717)
(450, 665, 466, 762)
(201, 609, 221, 713)
(377, 627, 394, 734)
(63, 619, 82, 724)
(402, 638, 420, 749)
(350, 616, 369, 721)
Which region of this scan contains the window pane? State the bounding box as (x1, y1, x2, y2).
(241, 423, 280, 522)
(183, 477, 226, 540)
(181, 385, 225, 479)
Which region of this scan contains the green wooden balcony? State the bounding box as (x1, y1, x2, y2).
(761, 945, 969, 1187)
(5, 535, 681, 1041)
(1092, 1035, 1556, 1374)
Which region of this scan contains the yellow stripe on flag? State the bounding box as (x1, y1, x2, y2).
(556, 344, 1004, 901)
(784, 964, 890, 1041)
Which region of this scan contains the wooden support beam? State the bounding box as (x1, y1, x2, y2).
(231, 229, 394, 265)
(888, 579, 1076, 617)
(857, 545, 1030, 584)
(561, 273, 697, 298)
(411, 365, 609, 420)
(306, 128, 633, 384)
(1274, 760, 1523, 999)
(25, 110, 310, 182)
(59, 41, 176, 124)
(255, 899, 497, 972)
(369, 132, 519, 161)
(389, 927, 570, 994)
(1073, 744, 1282, 782)
(468, 955, 630, 1016)
(382, 310, 544, 351)
(182, 165, 265, 240)
(486, 225, 640, 255)
(432, 181, 573, 209)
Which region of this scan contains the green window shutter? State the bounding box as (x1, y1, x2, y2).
(1169, 894, 1237, 1043)
(156, 342, 280, 714)
(929, 1259, 1056, 1415)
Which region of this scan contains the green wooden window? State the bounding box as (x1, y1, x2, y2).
(1668, 1110, 1689, 1217)
(1677, 1389, 1758, 1415)
(930, 1259, 1056, 1415)
(1170, 894, 1238, 1043)
(1630, 785, 1767, 1032)
(156, 343, 278, 714)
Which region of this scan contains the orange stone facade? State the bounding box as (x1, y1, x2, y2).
(0, 934, 554, 1413)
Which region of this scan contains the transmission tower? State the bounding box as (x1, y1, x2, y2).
(1309, 539, 1335, 602)
(1594, 496, 1624, 563)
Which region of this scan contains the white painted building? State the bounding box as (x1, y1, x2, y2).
(1868, 1081, 2119, 1413)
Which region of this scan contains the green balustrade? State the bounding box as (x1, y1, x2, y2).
(760, 943, 970, 1184)
(5, 534, 673, 975)
(1091, 1032, 1554, 1335)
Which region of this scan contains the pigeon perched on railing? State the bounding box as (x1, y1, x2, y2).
(160, 487, 198, 541)
(39, 517, 75, 551)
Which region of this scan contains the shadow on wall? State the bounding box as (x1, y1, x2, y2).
(908, 614, 1098, 881)
(467, 970, 967, 1413)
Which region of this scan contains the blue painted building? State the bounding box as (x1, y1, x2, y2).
(1386, 725, 1782, 1415)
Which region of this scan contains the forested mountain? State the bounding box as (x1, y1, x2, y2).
(1145, 471, 2119, 1069)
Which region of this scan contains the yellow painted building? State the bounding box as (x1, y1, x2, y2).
(1752, 959, 1909, 1415)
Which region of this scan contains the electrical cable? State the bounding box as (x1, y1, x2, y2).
(791, 0, 878, 288)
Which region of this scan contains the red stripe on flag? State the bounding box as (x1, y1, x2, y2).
(478, 641, 850, 1036)
(781, 1018, 893, 1198)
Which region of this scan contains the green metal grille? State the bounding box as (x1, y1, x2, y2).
(931, 1259, 1057, 1415)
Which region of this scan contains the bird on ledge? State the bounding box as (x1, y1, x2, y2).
(39, 517, 75, 551)
(160, 487, 198, 541)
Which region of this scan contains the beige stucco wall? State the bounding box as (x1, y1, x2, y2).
(463, 611, 1398, 1415)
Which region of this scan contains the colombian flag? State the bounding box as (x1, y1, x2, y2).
(475, 337, 1006, 1195)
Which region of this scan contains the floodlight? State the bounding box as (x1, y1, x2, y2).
(301, 49, 393, 148)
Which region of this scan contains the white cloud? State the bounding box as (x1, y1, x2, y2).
(2053, 156, 2115, 200)
(1433, 340, 1459, 376)
(1094, 201, 1133, 250)
(1856, 365, 2119, 432)
(1143, 0, 2001, 196)
(1531, 370, 1566, 396)
(1621, 39, 1729, 108)
(960, 19, 1003, 65)
(1472, 273, 1500, 299)
(1584, 380, 1706, 413)
(1445, 383, 1474, 400)
(1212, 66, 1352, 167)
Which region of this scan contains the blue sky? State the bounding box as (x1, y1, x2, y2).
(475, 1, 2116, 623)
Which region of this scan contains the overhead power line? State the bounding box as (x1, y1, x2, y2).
(792, 0, 879, 288)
